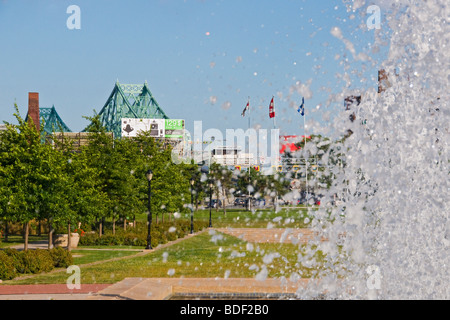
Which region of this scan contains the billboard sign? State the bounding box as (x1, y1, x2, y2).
(121, 118, 184, 139)
(164, 119, 184, 138)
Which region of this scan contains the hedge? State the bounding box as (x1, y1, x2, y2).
(79, 220, 209, 247)
(0, 251, 16, 280)
(0, 247, 73, 280)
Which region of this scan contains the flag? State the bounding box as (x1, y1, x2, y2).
(297, 97, 305, 116)
(241, 101, 249, 117)
(269, 97, 275, 118)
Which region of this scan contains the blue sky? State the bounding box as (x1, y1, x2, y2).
(0, 0, 389, 137)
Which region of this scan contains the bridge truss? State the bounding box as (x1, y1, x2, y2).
(96, 81, 169, 138)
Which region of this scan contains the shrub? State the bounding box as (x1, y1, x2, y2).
(49, 247, 73, 268)
(150, 231, 159, 248)
(3, 248, 25, 274)
(78, 233, 99, 246)
(123, 234, 146, 246)
(78, 219, 209, 247)
(21, 249, 54, 274)
(1, 248, 74, 278)
(166, 230, 178, 242)
(0, 251, 17, 280)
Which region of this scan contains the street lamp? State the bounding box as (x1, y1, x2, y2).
(146, 169, 153, 250)
(208, 180, 213, 228)
(190, 177, 195, 234)
(200, 165, 213, 228)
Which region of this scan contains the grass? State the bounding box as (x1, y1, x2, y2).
(77, 245, 144, 250)
(71, 249, 141, 265)
(1, 207, 327, 286)
(0, 235, 48, 248)
(5, 231, 326, 285)
(178, 207, 315, 229)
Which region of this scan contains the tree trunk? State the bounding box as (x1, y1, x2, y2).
(274, 191, 278, 211)
(67, 223, 72, 252)
(99, 220, 103, 238)
(222, 186, 227, 216)
(24, 221, 30, 251)
(4, 220, 8, 242)
(112, 217, 116, 235)
(48, 219, 54, 250)
(216, 189, 219, 212)
(124, 218, 127, 231)
(38, 220, 42, 236)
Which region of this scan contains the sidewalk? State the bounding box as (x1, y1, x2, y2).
(0, 284, 112, 300)
(7, 240, 50, 250)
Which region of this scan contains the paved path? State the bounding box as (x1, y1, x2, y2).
(8, 240, 50, 250)
(215, 227, 326, 244)
(0, 284, 111, 295)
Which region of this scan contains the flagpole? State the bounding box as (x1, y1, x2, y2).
(248, 96, 251, 130)
(272, 96, 276, 129)
(248, 96, 251, 211)
(304, 104, 308, 204)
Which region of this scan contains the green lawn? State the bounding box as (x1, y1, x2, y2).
(6, 231, 326, 285)
(0, 235, 48, 248)
(1, 207, 326, 286)
(71, 249, 142, 265)
(178, 207, 315, 228)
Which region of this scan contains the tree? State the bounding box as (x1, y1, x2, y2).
(235, 166, 265, 211)
(82, 114, 115, 236)
(103, 138, 142, 233)
(133, 131, 191, 224)
(0, 105, 52, 250)
(208, 163, 233, 215)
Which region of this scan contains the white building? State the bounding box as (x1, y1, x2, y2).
(210, 146, 254, 167)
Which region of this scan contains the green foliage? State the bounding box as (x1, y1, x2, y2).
(0, 251, 17, 280)
(2, 248, 25, 274)
(79, 220, 209, 247)
(0, 107, 200, 246)
(0, 248, 74, 279)
(49, 247, 73, 268)
(0, 105, 47, 226)
(20, 249, 54, 274)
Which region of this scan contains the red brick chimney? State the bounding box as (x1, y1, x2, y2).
(28, 92, 40, 132)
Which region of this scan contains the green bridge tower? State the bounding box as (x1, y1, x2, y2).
(95, 81, 169, 138)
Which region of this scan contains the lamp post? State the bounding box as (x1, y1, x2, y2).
(208, 180, 213, 228)
(200, 165, 213, 228)
(190, 177, 195, 234)
(146, 169, 153, 250)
